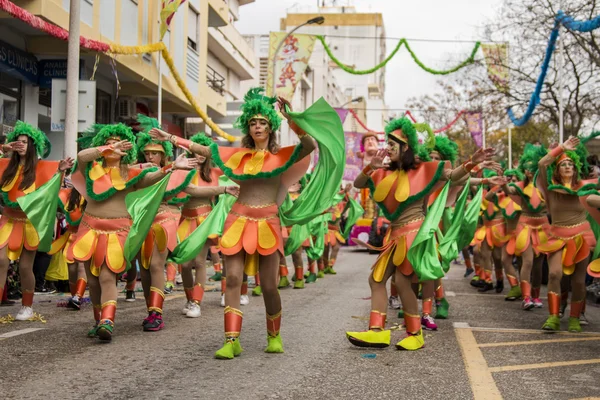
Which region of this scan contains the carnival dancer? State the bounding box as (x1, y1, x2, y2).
(174, 133, 237, 319)
(323, 185, 350, 275)
(68, 123, 195, 340)
(493, 169, 523, 301)
(150, 88, 344, 359)
(503, 144, 549, 309)
(346, 117, 494, 350)
(0, 121, 73, 320)
(536, 136, 597, 332)
(48, 178, 87, 310)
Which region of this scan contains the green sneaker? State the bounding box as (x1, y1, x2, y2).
(278, 276, 290, 289)
(397, 309, 404, 319)
(304, 271, 310, 278)
(435, 298, 449, 319)
(294, 279, 305, 289)
(324, 267, 337, 275)
(265, 334, 284, 353)
(209, 272, 223, 281)
(215, 338, 243, 359)
(97, 321, 114, 341)
(542, 315, 561, 332)
(568, 317, 582, 333)
(469, 276, 480, 287)
(87, 323, 99, 338)
(252, 285, 263, 296)
(305, 273, 317, 283)
(317, 270, 325, 279)
(505, 285, 522, 301)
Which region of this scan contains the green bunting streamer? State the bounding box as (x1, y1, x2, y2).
(317, 35, 481, 76)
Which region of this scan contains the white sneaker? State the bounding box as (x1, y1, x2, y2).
(175, 273, 183, 285)
(240, 294, 250, 306)
(220, 294, 225, 307)
(388, 296, 402, 310)
(186, 302, 201, 318)
(181, 301, 193, 315)
(15, 306, 33, 321)
(580, 313, 589, 326)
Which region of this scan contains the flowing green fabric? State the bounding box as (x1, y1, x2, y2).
(280, 98, 346, 226)
(441, 207, 453, 236)
(284, 223, 311, 256)
(457, 186, 484, 251)
(17, 172, 62, 252)
(587, 213, 600, 260)
(169, 194, 236, 264)
(438, 182, 471, 272)
(123, 175, 170, 266)
(407, 182, 449, 282)
(343, 197, 364, 239)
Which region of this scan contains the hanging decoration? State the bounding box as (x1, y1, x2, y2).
(347, 108, 465, 135)
(0, 0, 237, 142)
(507, 10, 600, 126)
(317, 35, 481, 76)
(464, 111, 484, 148)
(160, 0, 187, 40)
(481, 43, 510, 93)
(266, 32, 316, 99)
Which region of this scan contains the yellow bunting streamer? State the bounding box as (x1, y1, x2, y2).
(103, 42, 237, 142)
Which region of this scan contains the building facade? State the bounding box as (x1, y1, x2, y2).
(0, 0, 256, 158)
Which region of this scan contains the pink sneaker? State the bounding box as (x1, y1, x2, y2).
(533, 298, 543, 308)
(421, 315, 438, 331)
(521, 296, 534, 311)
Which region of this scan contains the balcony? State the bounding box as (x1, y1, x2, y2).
(207, 24, 256, 81)
(207, 65, 226, 96)
(208, 0, 229, 27)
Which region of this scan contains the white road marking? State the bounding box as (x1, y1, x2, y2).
(0, 328, 46, 339)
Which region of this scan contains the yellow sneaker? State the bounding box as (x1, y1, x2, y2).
(395, 329, 424, 351)
(346, 329, 391, 348)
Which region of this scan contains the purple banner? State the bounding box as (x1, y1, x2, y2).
(334, 108, 350, 124)
(464, 111, 483, 148)
(343, 132, 363, 181)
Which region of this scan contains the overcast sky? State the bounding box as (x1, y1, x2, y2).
(237, 0, 503, 112)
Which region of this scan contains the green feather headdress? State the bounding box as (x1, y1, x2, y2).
(234, 88, 282, 135)
(384, 117, 418, 151)
(190, 132, 214, 147)
(504, 168, 525, 181)
(483, 169, 497, 178)
(431, 135, 458, 163)
(78, 123, 138, 165)
(518, 143, 547, 175)
(135, 114, 173, 161)
(415, 144, 431, 162)
(7, 121, 51, 159)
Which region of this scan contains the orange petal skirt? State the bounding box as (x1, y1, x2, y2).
(536, 221, 596, 275)
(0, 207, 40, 261)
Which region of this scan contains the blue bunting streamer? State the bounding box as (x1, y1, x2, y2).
(506, 10, 600, 126)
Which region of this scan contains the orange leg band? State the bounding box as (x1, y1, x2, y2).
(148, 287, 165, 314)
(224, 306, 243, 338)
(368, 310, 387, 330)
(21, 290, 34, 307)
(192, 284, 204, 304)
(548, 292, 560, 316)
(212, 262, 222, 273)
(267, 310, 282, 337)
(404, 313, 421, 334)
(531, 286, 540, 299)
(241, 281, 248, 295)
(184, 287, 193, 301)
(422, 298, 433, 316)
(507, 274, 519, 287)
(101, 301, 117, 322)
(434, 285, 444, 300)
(521, 281, 532, 298)
(570, 300, 584, 318)
(75, 278, 87, 298)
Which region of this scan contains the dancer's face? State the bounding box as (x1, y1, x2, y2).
(105, 139, 122, 162)
(363, 136, 379, 154)
(510, 175, 519, 183)
(429, 151, 442, 161)
(144, 150, 163, 166)
(558, 160, 574, 182)
(16, 135, 28, 157)
(386, 139, 403, 162)
(525, 170, 533, 181)
(249, 118, 270, 148)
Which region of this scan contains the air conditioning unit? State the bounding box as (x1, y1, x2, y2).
(116, 98, 137, 119)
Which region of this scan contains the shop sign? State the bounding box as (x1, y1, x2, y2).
(38, 59, 84, 89)
(0, 40, 38, 84)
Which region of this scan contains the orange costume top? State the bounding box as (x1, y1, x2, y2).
(535, 148, 598, 275)
(69, 148, 167, 276)
(0, 158, 60, 260)
(214, 144, 312, 276)
(361, 161, 453, 281)
(506, 181, 550, 256)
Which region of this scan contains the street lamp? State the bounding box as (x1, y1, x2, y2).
(270, 16, 325, 97)
(339, 97, 364, 108)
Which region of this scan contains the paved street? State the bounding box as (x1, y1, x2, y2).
(2, 248, 600, 400)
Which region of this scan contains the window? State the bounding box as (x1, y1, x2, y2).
(188, 7, 199, 51)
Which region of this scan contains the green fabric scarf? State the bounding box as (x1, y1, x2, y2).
(123, 175, 170, 268)
(343, 197, 364, 239)
(456, 185, 484, 251)
(17, 172, 62, 252)
(438, 181, 471, 272)
(408, 182, 449, 282)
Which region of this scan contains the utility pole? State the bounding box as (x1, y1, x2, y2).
(64, 0, 81, 158)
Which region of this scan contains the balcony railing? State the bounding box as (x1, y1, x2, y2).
(207, 65, 226, 95)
